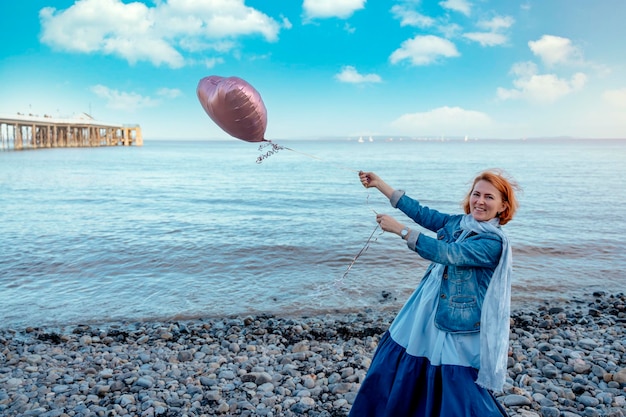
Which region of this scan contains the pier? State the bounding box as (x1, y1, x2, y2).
(0, 113, 142, 151)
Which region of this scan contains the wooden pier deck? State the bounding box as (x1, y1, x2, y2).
(0, 113, 142, 151)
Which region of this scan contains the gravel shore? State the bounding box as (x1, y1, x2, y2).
(1, 292, 625, 417)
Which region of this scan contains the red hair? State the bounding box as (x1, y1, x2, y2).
(462, 169, 520, 225)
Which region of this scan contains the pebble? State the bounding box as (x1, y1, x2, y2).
(0, 292, 624, 416)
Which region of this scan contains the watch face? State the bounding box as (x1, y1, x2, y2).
(401, 229, 408, 236)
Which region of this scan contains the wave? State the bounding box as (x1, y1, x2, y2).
(513, 241, 622, 260)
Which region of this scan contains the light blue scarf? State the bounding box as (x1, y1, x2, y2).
(459, 214, 512, 392)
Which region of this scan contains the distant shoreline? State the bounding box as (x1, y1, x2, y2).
(144, 136, 626, 142)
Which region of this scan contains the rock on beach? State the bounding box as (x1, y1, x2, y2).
(0, 292, 625, 417)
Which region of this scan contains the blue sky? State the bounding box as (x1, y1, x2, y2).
(1, 0, 625, 140)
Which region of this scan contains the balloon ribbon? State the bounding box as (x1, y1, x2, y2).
(256, 140, 359, 173)
(256, 141, 284, 164)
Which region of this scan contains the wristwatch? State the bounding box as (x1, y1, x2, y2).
(400, 227, 410, 239)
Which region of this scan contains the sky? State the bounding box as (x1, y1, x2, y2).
(1, 0, 625, 140)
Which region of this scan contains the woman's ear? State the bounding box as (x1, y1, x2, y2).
(498, 202, 508, 217)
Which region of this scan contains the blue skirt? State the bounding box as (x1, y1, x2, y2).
(348, 331, 509, 417)
(349, 266, 508, 417)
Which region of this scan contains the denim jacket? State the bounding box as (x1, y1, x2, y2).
(391, 191, 503, 334)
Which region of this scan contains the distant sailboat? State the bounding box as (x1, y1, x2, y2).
(464, 135, 469, 142)
(358, 136, 364, 143)
(368, 136, 374, 142)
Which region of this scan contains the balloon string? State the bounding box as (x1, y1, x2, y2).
(256, 139, 380, 283)
(336, 193, 380, 282)
(282, 146, 359, 173)
(338, 223, 383, 283)
(256, 139, 359, 173)
(366, 193, 379, 215)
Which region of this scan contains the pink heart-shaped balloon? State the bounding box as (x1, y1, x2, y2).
(197, 76, 267, 143)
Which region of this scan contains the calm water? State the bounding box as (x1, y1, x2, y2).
(1, 139, 625, 329)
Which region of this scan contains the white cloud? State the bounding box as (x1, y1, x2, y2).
(439, 23, 463, 38)
(497, 62, 587, 103)
(202, 57, 225, 68)
(157, 0, 280, 40)
(510, 61, 538, 78)
(570, 72, 587, 90)
(390, 35, 459, 66)
(603, 88, 626, 107)
(90, 84, 160, 111)
(39, 0, 281, 68)
(390, 5, 435, 28)
(391, 106, 492, 134)
(498, 34, 589, 103)
(335, 66, 382, 83)
(477, 15, 514, 32)
(281, 15, 293, 30)
(528, 35, 582, 67)
(303, 0, 366, 19)
(343, 22, 356, 34)
(464, 15, 513, 47)
(439, 0, 472, 16)
(156, 88, 183, 99)
(463, 32, 507, 47)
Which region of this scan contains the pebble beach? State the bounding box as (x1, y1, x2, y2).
(1, 292, 625, 417)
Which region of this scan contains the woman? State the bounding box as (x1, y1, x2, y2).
(349, 169, 519, 417)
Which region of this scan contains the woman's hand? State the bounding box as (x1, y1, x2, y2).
(376, 213, 404, 236)
(358, 171, 395, 200)
(359, 171, 380, 188)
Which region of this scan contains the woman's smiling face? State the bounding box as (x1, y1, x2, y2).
(469, 180, 507, 222)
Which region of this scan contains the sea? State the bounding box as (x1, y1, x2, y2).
(1, 138, 625, 330)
